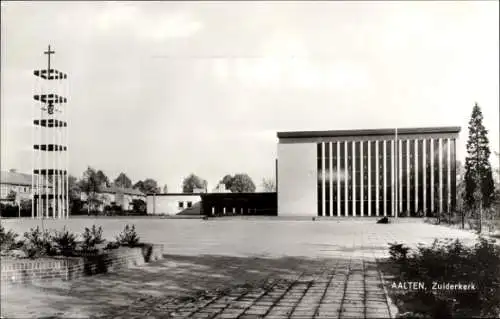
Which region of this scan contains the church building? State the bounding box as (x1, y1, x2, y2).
(276, 127, 460, 217)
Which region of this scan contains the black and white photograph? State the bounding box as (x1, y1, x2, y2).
(1, 1, 499, 318)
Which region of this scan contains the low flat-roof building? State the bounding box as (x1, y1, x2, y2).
(277, 126, 460, 218)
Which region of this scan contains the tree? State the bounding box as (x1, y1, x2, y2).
(134, 179, 160, 194)
(96, 170, 110, 188)
(68, 175, 82, 214)
(131, 199, 147, 215)
(463, 103, 496, 232)
(262, 178, 276, 192)
(114, 172, 132, 189)
(220, 175, 234, 190)
(6, 190, 16, 201)
(456, 160, 467, 229)
(68, 175, 81, 200)
(495, 151, 500, 188)
(219, 174, 256, 193)
(133, 180, 145, 192)
(143, 178, 160, 194)
(79, 167, 102, 214)
(182, 174, 207, 193)
(133, 179, 160, 194)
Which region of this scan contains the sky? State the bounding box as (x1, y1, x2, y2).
(1, 1, 499, 191)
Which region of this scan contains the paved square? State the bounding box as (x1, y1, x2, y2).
(1, 217, 479, 318)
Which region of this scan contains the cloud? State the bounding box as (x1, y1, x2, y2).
(93, 3, 202, 40)
(212, 57, 370, 91)
(139, 13, 203, 40)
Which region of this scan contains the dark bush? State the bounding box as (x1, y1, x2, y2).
(388, 242, 410, 263)
(377, 216, 390, 224)
(70, 198, 84, 213)
(116, 224, 140, 246)
(104, 203, 122, 216)
(0, 203, 18, 217)
(104, 241, 120, 250)
(387, 237, 500, 318)
(131, 199, 147, 215)
(22, 226, 55, 258)
(51, 227, 77, 256)
(81, 225, 104, 251)
(0, 224, 18, 251)
(398, 210, 409, 218)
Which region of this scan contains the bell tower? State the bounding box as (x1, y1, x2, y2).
(32, 45, 69, 218)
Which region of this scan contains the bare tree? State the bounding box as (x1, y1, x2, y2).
(262, 178, 276, 192)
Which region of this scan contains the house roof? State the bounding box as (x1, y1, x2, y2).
(1, 171, 32, 186)
(101, 186, 145, 196)
(277, 126, 461, 139)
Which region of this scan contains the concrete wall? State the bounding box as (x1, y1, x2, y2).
(147, 194, 202, 215)
(277, 142, 317, 217)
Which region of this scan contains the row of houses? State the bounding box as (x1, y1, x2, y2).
(0, 170, 146, 211)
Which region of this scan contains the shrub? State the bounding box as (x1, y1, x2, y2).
(104, 241, 120, 250)
(81, 225, 104, 251)
(51, 227, 77, 256)
(387, 237, 500, 318)
(0, 224, 19, 252)
(22, 226, 55, 258)
(398, 210, 409, 218)
(388, 242, 410, 263)
(116, 224, 140, 246)
(0, 203, 18, 217)
(131, 199, 147, 215)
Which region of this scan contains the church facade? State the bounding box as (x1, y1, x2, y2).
(276, 127, 460, 217)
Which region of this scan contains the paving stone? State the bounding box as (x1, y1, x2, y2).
(190, 313, 214, 319)
(366, 310, 390, 318)
(238, 315, 264, 319)
(366, 301, 389, 308)
(266, 307, 293, 316)
(244, 310, 268, 316)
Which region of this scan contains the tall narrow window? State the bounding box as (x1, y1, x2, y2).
(317, 143, 323, 217)
(362, 141, 368, 216)
(324, 142, 330, 216)
(370, 141, 377, 216)
(401, 140, 407, 214)
(347, 141, 352, 216)
(417, 140, 424, 214)
(425, 139, 432, 214)
(339, 141, 345, 216)
(332, 142, 337, 216)
(385, 140, 391, 216)
(442, 138, 449, 213)
(450, 139, 457, 211)
(355, 141, 361, 216)
(433, 139, 440, 215)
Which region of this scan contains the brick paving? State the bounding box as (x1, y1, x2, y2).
(96, 257, 392, 319)
(1, 218, 479, 318)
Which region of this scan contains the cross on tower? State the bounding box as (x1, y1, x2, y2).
(44, 44, 55, 71)
(44, 45, 56, 114)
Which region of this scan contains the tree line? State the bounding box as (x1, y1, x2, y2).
(181, 173, 276, 193)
